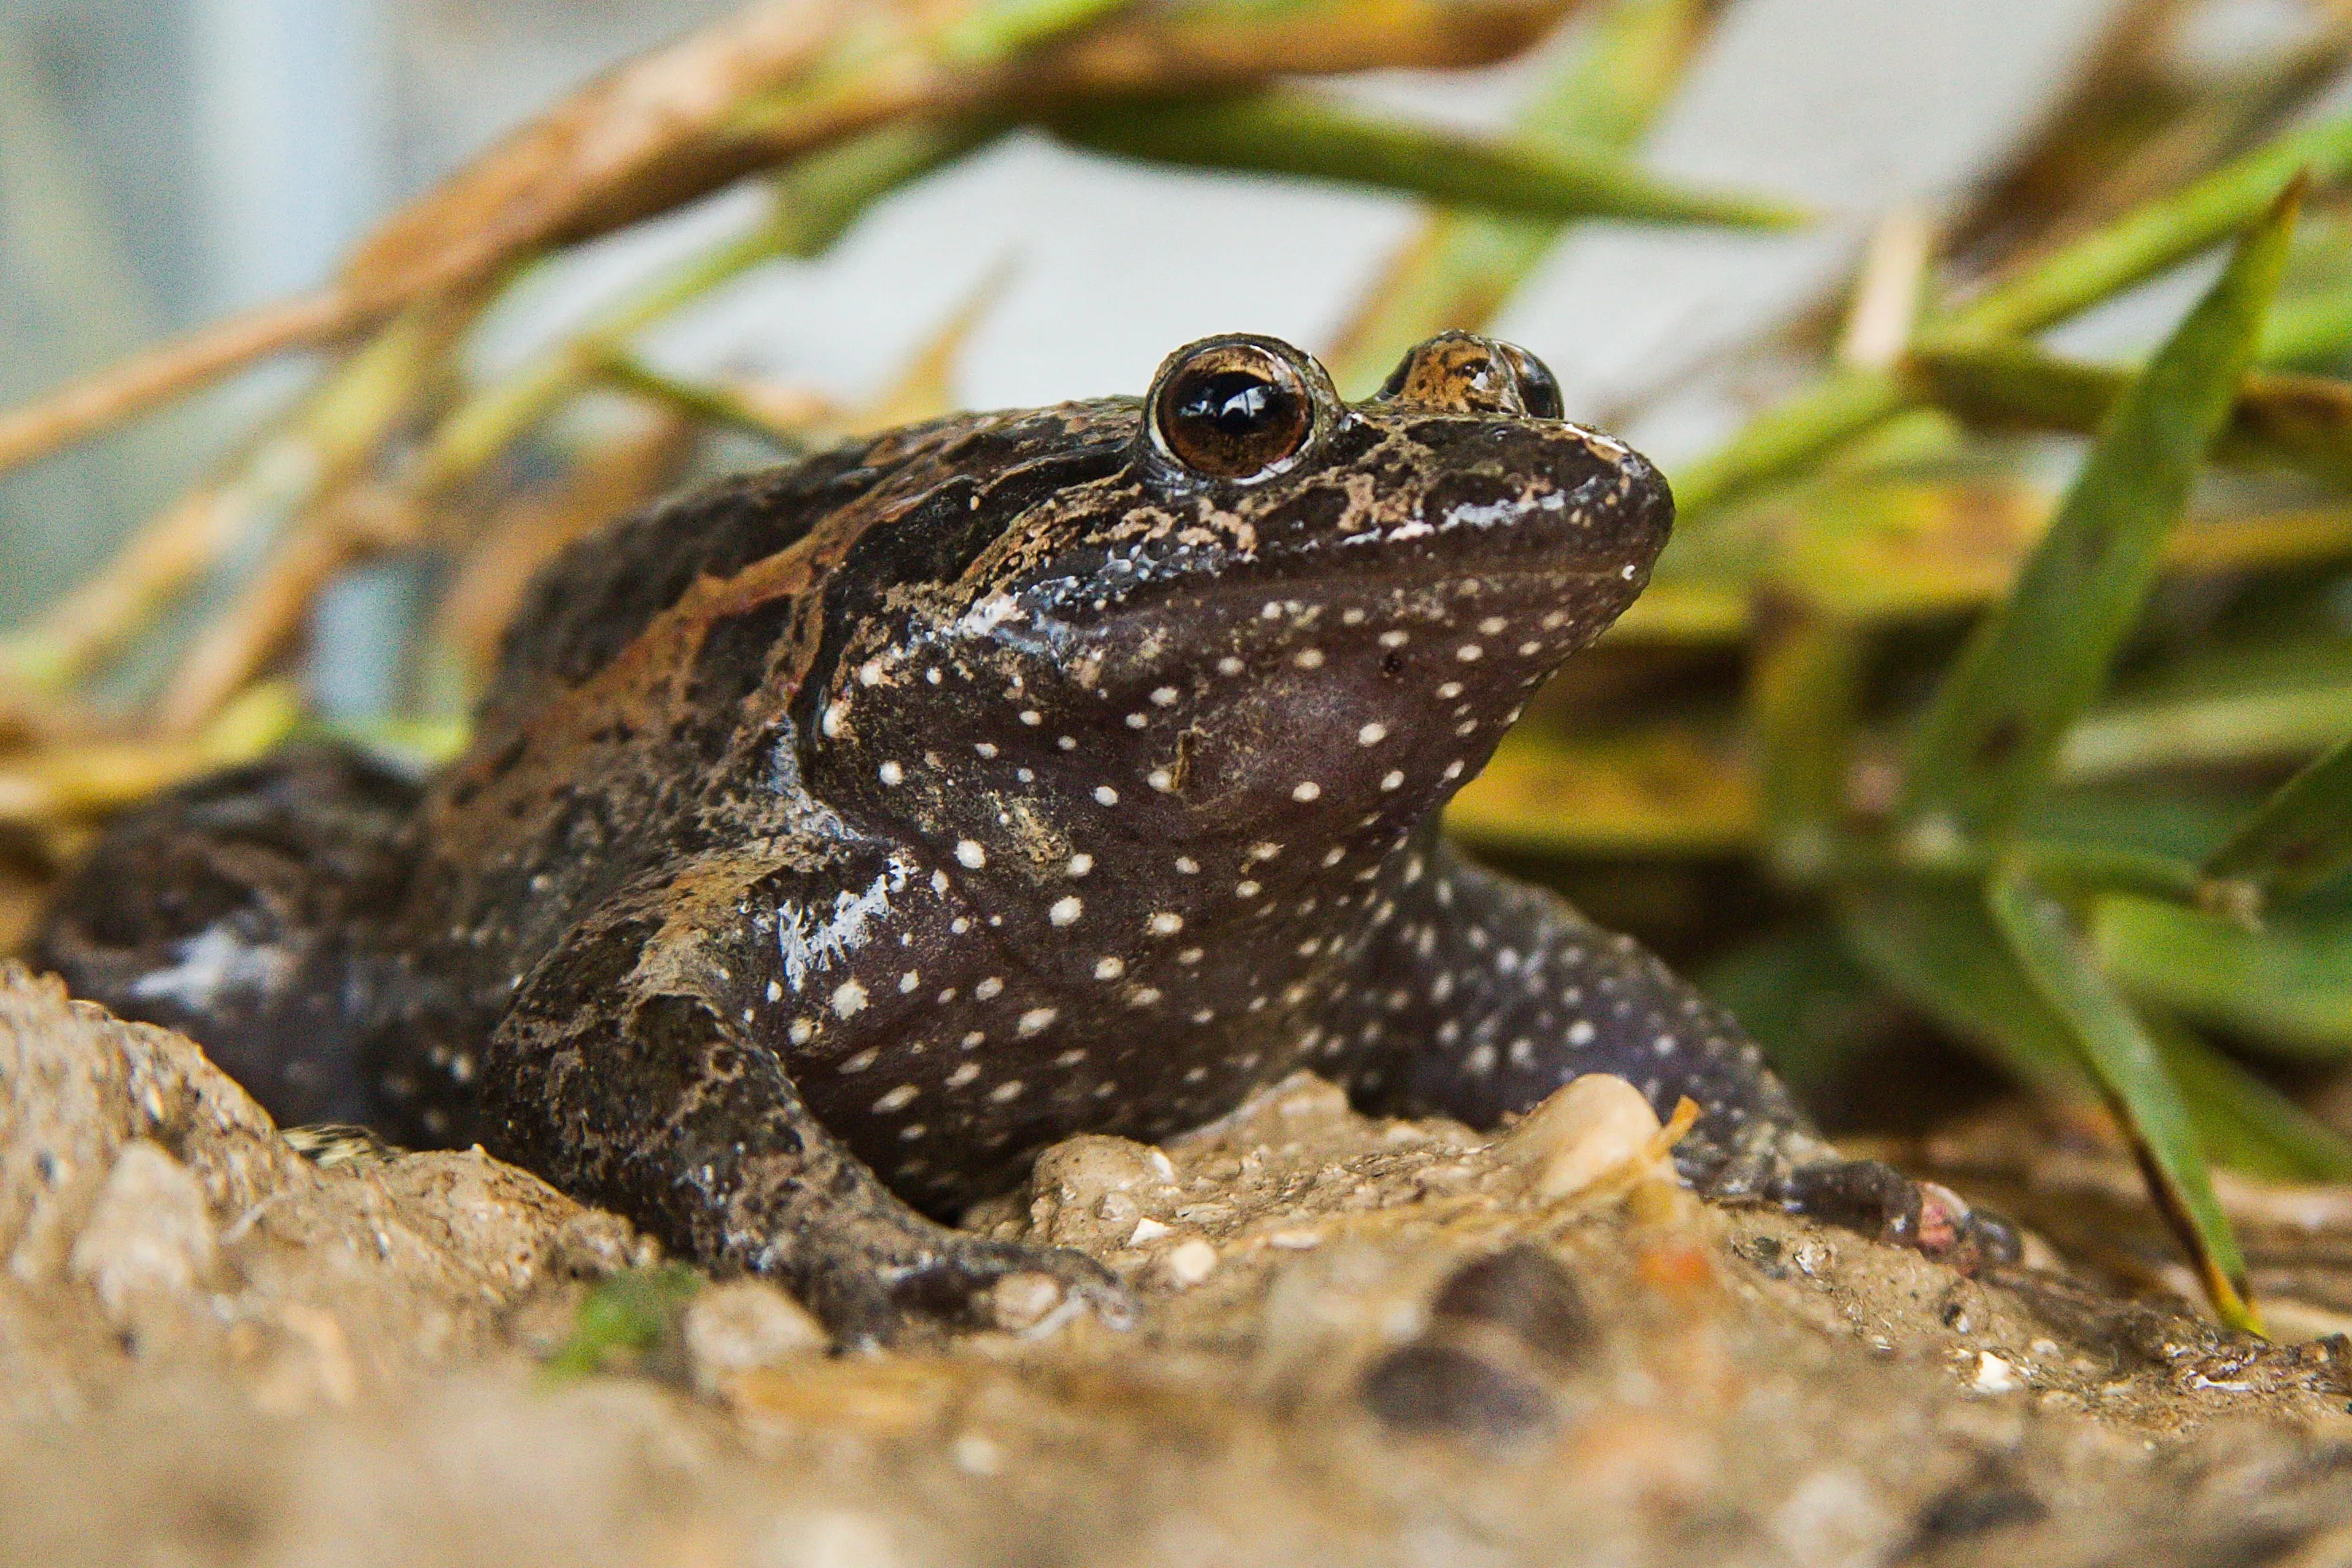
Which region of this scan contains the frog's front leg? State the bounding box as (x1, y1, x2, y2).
(1336, 833, 2016, 1268)
(481, 869, 1128, 1345)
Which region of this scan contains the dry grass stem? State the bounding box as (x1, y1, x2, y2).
(0, 287, 359, 481)
(429, 415, 694, 692)
(155, 523, 361, 738)
(3, 488, 243, 692)
(1836, 206, 1935, 370)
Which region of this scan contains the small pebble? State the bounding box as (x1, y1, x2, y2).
(988, 1272, 1069, 1333)
(682, 1278, 827, 1395)
(68, 1140, 216, 1317)
(1431, 1244, 1596, 1368)
(1165, 1239, 1218, 1286)
(1497, 1075, 1664, 1200)
(1972, 1352, 2023, 1394)
(1360, 1343, 1554, 1440)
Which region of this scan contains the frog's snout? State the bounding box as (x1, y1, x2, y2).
(1375, 332, 1564, 420)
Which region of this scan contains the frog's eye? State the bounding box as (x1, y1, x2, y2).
(1150, 342, 1315, 481)
(1495, 342, 1564, 420)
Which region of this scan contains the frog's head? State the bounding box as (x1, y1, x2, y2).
(810, 333, 1668, 946)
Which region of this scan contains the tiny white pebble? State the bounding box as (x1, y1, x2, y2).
(1151, 686, 1180, 706)
(1094, 785, 1120, 806)
(1066, 853, 1093, 877)
(1148, 912, 1183, 936)
(1357, 722, 1386, 745)
(956, 839, 986, 869)
(831, 980, 867, 1018)
(1166, 1239, 1217, 1286)
(1291, 781, 1322, 802)
(1049, 896, 1084, 926)
(1294, 648, 1325, 669)
(874, 1085, 917, 1113)
(1380, 770, 1404, 791)
(975, 978, 1003, 999)
(1017, 1008, 1057, 1036)
(878, 761, 904, 786)
(1095, 956, 1126, 979)
(1456, 644, 1483, 662)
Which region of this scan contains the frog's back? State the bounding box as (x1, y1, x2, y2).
(475, 437, 898, 737)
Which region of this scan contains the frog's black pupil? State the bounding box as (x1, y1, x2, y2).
(1181, 374, 1278, 433)
(1155, 351, 1313, 478)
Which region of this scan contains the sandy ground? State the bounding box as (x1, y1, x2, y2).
(9, 961, 2352, 1568)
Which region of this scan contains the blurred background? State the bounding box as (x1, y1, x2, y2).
(4, 0, 2171, 632)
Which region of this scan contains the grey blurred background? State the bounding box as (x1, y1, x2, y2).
(4, 0, 2330, 666)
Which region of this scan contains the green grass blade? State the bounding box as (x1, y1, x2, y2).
(1896, 185, 2300, 851)
(2262, 273, 2352, 368)
(1834, 882, 2095, 1105)
(1987, 870, 2257, 1330)
(2097, 895, 2352, 1056)
(1052, 88, 1805, 232)
(1326, 0, 1727, 395)
(1678, 116, 2352, 523)
(2204, 734, 2352, 905)
(1698, 923, 1890, 1093)
(2148, 1016, 2352, 1183)
(1938, 117, 2352, 344)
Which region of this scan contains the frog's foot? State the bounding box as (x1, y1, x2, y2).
(1777, 1158, 2021, 1275)
(800, 1226, 1135, 1348)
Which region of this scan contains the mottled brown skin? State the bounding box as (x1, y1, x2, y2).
(37, 333, 2011, 1342)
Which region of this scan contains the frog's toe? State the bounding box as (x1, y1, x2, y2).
(1778, 1158, 2022, 1275)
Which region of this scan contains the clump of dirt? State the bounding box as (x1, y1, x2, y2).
(6, 961, 2352, 1567)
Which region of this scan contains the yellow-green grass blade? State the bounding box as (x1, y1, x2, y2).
(1896, 185, 2299, 852)
(2097, 895, 2352, 1057)
(2204, 734, 2352, 906)
(940, 0, 1134, 62)
(1327, 0, 1727, 395)
(1052, 87, 1803, 234)
(1442, 726, 1758, 856)
(1676, 115, 2352, 523)
(1905, 339, 2352, 492)
(1988, 869, 2257, 1331)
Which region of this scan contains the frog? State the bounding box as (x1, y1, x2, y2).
(35, 331, 2014, 1344)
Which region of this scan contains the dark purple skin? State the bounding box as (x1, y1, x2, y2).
(36, 333, 2011, 1342)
